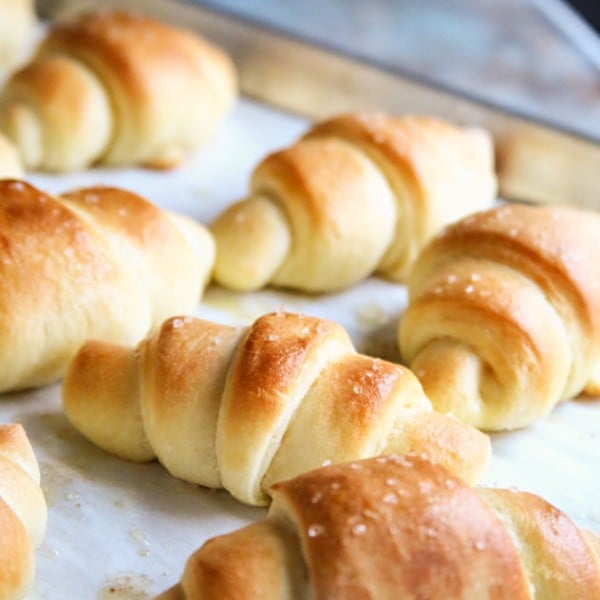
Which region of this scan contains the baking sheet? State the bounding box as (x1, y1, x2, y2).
(1, 98, 599, 599)
(37, 0, 600, 211)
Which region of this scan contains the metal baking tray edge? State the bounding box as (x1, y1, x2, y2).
(37, 0, 600, 210)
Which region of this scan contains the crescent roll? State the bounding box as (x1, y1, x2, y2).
(0, 424, 47, 600)
(0, 10, 237, 171)
(158, 454, 600, 600)
(0, 179, 214, 393)
(400, 203, 600, 430)
(0, 0, 36, 70)
(211, 113, 496, 292)
(62, 312, 490, 506)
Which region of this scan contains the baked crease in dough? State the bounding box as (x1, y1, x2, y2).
(62, 311, 490, 506)
(400, 203, 600, 430)
(211, 113, 497, 292)
(0, 10, 237, 171)
(156, 454, 600, 600)
(0, 131, 23, 178)
(0, 179, 214, 393)
(0, 424, 47, 600)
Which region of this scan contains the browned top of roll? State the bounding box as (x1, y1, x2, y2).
(271, 454, 530, 599)
(410, 203, 600, 352)
(41, 10, 232, 95)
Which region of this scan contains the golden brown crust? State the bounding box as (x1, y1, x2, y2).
(477, 489, 600, 598)
(63, 311, 490, 506)
(400, 203, 600, 430)
(262, 354, 433, 491)
(0, 9, 237, 170)
(212, 112, 496, 292)
(272, 455, 529, 600)
(169, 521, 307, 600)
(0, 54, 112, 170)
(0, 424, 46, 600)
(62, 339, 152, 463)
(162, 455, 600, 599)
(139, 317, 244, 488)
(0, 426, 39, 482)
(0, 180, 213, 393)
(306, 114, 497, 277)
(250, 137, 397, 290)
(218, 313, 357, 503)
(61, 185, 215, 325)
(381, 411, 491, 487)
